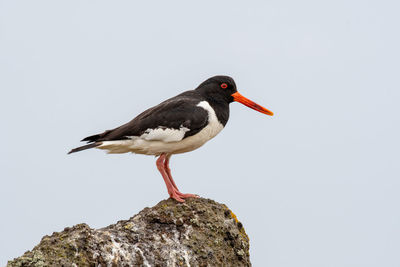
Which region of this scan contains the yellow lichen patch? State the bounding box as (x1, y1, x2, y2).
(222, 204, 239, 223)
(124, 223, 133, 230)
(223, 205, 250, 242)
(240, 228, 250, 242)
(229, 210, 239, 223)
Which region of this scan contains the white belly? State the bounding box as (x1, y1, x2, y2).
(97, 101, 224, 155)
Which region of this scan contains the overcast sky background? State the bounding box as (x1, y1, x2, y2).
(1, 1, 399, 266)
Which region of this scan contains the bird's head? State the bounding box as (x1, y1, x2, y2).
(196, 75, 274, 116)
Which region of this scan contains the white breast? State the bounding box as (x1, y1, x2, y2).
(98, 101, 224, 155)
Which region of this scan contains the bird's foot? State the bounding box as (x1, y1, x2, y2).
(176, 191, 199, 199)
(169, 191, 185, 203)
(169, 189, 199, 203)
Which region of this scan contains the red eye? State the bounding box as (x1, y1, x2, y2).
(221, 83, 228, 89)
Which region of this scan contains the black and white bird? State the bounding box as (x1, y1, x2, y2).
(69, 76, 273, 202)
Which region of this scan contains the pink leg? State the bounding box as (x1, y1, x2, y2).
(163, 154, 199, 199)
(156, 154, 184, 202)
(163, 154, 179, 190)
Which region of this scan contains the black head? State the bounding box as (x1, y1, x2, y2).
(196, 75, 237, 103)
(196, 75, 274, 116)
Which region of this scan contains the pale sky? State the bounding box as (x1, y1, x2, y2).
(1, 1, 399, 266)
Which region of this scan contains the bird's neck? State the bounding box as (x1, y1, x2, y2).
(203, 96, 230, 126)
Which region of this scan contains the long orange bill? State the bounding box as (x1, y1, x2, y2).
(231, 92, 274, 116)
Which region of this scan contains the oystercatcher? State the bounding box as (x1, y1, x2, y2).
(69, 76, 273, 202)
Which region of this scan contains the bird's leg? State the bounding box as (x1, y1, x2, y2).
(156, 154, 184, 202)
(163, 154, 180, 190)
(163, 154, 199, 199)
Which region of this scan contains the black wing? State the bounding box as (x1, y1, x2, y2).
(81, 91, 209, 143)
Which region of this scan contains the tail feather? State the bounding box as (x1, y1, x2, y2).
(81, 134, 101, 143)
(81, 130, 113, 143)
(68, 143, 101, 154)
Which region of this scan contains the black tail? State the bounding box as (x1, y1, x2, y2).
(68, 143, 101, 154)
(81, 129, 112, 143)
(81, 134, 102, 143)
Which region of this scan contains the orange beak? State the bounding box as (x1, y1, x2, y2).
(232, 92, 274, 116)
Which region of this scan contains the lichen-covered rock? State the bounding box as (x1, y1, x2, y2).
(8, 198, 251, 266)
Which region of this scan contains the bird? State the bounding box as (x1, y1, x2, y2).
(68, 76, 273, 202)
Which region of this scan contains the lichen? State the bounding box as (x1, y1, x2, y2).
(8, 198, 251, 267)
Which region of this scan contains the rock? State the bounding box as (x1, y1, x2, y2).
(8, 198, 251, 266)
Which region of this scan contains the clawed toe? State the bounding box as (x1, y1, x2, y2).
(169, 190, 198, 202)
(170, 193, 185, 202)
(177, 192, 199, 199)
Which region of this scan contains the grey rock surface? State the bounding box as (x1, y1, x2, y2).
(8, 198, 251, 266)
